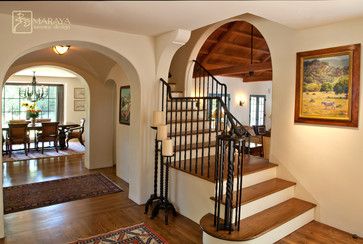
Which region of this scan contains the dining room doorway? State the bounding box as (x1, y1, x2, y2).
(1, 65, 90, 162)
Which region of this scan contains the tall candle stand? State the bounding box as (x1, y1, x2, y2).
(144, 126, 163, 214)
(151, 140, 177, 225)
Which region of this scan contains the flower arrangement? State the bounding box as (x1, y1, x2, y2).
(22, 102, 42, 119)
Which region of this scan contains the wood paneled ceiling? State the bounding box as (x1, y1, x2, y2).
(195, 21, 272, 82)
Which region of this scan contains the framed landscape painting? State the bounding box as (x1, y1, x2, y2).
(119, 86, 131, 125)
(295, 44, 360, 127)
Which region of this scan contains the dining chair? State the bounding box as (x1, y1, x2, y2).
(36, 122, 59, 154)
(66, 118, 85, 148)
(6, 123, 30, 156)
(2, 132, 7, 156)
(35, 118, 51, 123)
(262, 135, 271, 160)
(9, 120, 27, 124)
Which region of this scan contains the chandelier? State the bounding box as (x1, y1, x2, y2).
(19, 71, 48, 102)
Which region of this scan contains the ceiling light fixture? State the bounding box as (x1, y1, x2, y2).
(52, 45, 70, 55)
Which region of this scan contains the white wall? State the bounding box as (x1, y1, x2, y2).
(280, 17, 363, 236)
(106, 64, 132, 182)
(6, 75, 87, 123)
(169, 14, 363, 237)
(216, 76, 272, 130)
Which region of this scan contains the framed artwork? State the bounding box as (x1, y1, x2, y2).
(74, 88, 85, 99)
(74, 100, 85, 111)
(119, 86, 131, 125)
(295, 44, 360, 127)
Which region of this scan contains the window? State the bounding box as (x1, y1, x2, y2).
(249, 95, 266, 126)
(2, 83, 64, 123)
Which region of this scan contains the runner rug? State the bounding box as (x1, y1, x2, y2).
(4, 173, 122, 214)
(70, 223, 167, 244)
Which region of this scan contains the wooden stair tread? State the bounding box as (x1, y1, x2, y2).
(176, 141, 216, 151)
(211, 178, 296, 208)
(167, 118, 212, 124)
(172, 155, 277, 183)
(169, 129, 216, 137)
(167, 108, 207, 112)
(200, 198, 316, 241)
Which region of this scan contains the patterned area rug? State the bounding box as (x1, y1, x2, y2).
(3, 141, 85, 162)
(4, 173, 122, 214)
(70, 223, 167, 244)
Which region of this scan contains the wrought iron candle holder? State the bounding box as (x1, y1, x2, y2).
(151, 139, 177, 224)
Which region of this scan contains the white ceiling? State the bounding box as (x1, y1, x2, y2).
(1, 1, 363, 36)
(14, 66, 77, 78)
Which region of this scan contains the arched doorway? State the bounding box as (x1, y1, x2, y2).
(170, 19, 273, 157)
(0, 41, 143, 213)
(2, 42, 141, 169)
(194, 21, 273, 133)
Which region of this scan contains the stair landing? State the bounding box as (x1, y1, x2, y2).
(170, 155, 277, 183)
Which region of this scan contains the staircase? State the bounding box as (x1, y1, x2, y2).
(159, 61, 316, 243)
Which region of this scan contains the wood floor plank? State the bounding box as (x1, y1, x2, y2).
(277, 220, 363, 244)
(1, 155, 202, 244)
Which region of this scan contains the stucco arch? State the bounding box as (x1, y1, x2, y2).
(0, 40, 145, 217)
(183, 14, 275, 96)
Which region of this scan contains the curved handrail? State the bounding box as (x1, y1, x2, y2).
(193, 60, 227, 90)
(160, 78, 249, 137)
(193, 61, 250, 137)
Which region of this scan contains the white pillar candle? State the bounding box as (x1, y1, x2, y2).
(157, 125, 168, 141)
(162, 139, 174, 156)
(152, 111, 165, 127)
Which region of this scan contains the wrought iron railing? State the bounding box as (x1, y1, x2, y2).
(159, 60, 250, 232)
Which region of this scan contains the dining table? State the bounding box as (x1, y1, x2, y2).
(2, 121, 80, 150)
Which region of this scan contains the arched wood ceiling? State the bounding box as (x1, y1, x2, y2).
(195, 21, 272, 82)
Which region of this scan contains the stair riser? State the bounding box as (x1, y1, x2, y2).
(172, 132, 217, 146)
(216, 167, 277, 195)
(167, 110, 209, 120)
(168, 164, 278, 225)
(167, 101, 198, 110)
(167, 121, 212, 133)
(213, 186, 295, 223)
(171, 147, 216, 161)
(202, 208, 315, 244)
(169, 84, 176, 90)
(171, 92, 184, 97)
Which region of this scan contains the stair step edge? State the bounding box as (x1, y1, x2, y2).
(210, 178, 296, 208)
(200, 198, 316, 242)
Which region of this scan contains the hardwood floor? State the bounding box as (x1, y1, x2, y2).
(277, 220, 363, 244)
(1, 155, 202, 244)
(1, 154, 361, 243)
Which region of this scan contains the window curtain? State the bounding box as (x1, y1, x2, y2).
(56, 85, 64, 122)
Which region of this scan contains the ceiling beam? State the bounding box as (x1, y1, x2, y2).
(232, 30, 265, 41)
(221, 42, 270, 55)
(242, 73, 273, 82)
(201, 22, 239, 65)
(209, 62, 272, 76)
(262, 54, 271, 62)
(208, 52, 260, 63)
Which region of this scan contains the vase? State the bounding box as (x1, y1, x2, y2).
(31, 117, 36, 125)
